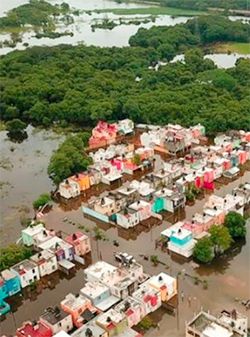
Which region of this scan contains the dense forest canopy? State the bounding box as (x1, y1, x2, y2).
(149, 0, 249, 11)
(0, 15, 249, 134)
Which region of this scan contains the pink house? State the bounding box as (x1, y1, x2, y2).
(89, 121, 118, 148)
(182, 220, 204, 236)
(114, 297, 143, 327)
(132, 283, 161, 317)
(60, 293, 97, 328)
(65, 231, 91, 257)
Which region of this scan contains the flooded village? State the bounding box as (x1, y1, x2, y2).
(0, 120, 250, 337)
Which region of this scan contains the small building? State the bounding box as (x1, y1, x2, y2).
(40, 306, 73, 334)
(58, 179, 80, 199)
(16, 321, 53, 337)
(70, 173, 91, 192)
(153, 188, 185, 214)
(129, 200, 152, 222)
(118, 119, 134, 135)
(80, 281, 120, 312)
(38, 237, 75, 262)
(1, 269, 21, 297)
(116, 208, 140, 229)
(65, 231, 91, 257)
(147, 272, 177, 302)
(186, 309, 248, 337)
(132, 283, 161, 317)
(30, 250, 58, 277)
(167, 227, 196, 258)
(84, 261, 117, 284)
(232, 183, 250, 206)
(96, 309, 128, 336)
(114, 297, 143, 327)
(223, 166, 240, 179)
(21, 223, 54, 247)
(71, 320, 108, 337)
(60, 293, 97, 328)
(11, 260, 40, 289)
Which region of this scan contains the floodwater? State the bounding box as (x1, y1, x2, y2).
(0, 126, 64, 246)
(0, 0, 191, 54)
(0, 127, 249, 336)
(171, 53, 250, 69)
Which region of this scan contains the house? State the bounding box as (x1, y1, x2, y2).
(150, 169, 172, 189)
(96, 309, 128, 337)
(16, 321, 53, 337)
(53, 332, 71, 337)
(163, 162, 183, 180)
(58, 179, 80, 199)
(192, 212, 215, 232)
(118, 119, 134, 135)
(223, 166, 240, 179)
(84, 261, 117, 284)
(71, 320, 108, 337)
(116, 208, 140, 229)
(21, 223, 54, 247)
(114, 297, 143, 327)
(80, 281, 120, 312)
(65, 231, 91, 257)
(1, 269, 21, 297)
(40, 306, 73, 334)
(101, 166, 123, 185)
(153, 188, 185, 213)
(60, 293, 97, 328)
(89, 121, 118, 148)
(129, 200, 152, 222)
(38, 237, 75, 262)
(132, 283, 161, 317)
(11, 259, 40, 288)
(167, 227, 196, 258)
(186, 309, 248, 337)
(118, 186, 139, 204)
(233, 183, 250, 206)
(129, 180, 155, 200)
(30, 250, 58, 277)
(147, 272, 177, 302)
(70, 173, 91, 192)
(84, 260, 147, 300)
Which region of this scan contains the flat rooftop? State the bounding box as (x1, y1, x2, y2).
(71, 320, 106, 337)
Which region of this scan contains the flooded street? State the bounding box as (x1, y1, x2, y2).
(0, 125, 249, 336)
(0, 126, 64, 246)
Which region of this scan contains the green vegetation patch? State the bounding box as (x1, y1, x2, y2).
(213, 42, 250, 55)
(93, 6, 207, 17)
(0, 0, 71, 33)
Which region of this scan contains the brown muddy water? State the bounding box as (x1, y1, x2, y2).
(0, 127, 249, 336)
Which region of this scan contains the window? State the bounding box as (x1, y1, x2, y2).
(59, 322, 62, 327)
(32, 269, 36, 273)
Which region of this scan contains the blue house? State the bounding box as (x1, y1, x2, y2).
(1, 269, 21, 297)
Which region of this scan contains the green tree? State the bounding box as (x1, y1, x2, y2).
(209, 225, 232, 254)
(33, 193, 51, 209)
(0, 244, 33, 271)
(48, 134, 92, 184)
(224, 211, 246, 239)
(193, 237, 214, 263)
(6, 118, 27, 136)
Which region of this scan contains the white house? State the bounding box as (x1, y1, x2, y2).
(40, 306, 73, 334)
(116, 208, 140, 229)
(11, 259, 40, 288)
(58, 179, 81, 199)
(129, 200, 152, 222)
(30, 249, 58, 277)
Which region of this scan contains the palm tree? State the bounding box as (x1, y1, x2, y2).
(92, 226, 106, 260)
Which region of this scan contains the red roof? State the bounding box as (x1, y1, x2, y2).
(16, 322, 52, 337)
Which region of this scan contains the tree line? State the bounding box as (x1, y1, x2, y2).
(0, 15, 249, 134)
